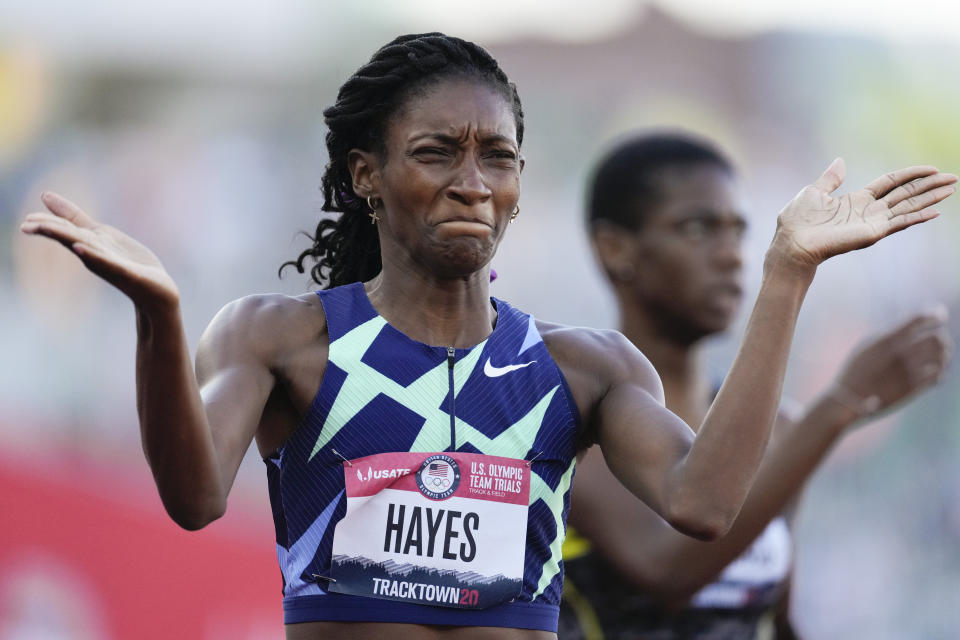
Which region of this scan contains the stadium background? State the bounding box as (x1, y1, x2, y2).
(1, 1, 958, 637)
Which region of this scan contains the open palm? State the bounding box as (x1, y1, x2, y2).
(20, 192, 179, 310)
(776, 160, 957, 266)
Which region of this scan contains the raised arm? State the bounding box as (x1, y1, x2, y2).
(570, 309, 952, 603)
(20, 192, 279, 530)
(591, 161, 956, 539)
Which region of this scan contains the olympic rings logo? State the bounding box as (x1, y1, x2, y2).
(416, 455, 461, 500)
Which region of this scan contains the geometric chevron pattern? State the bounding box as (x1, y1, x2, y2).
(266, 283, 579, 628)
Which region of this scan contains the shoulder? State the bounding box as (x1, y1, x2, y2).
(205, 291, 325, 344)
(533, 319, 664, 435)
(535, 319, 661, 391)
(197, 292, 327, 376)
(535, 319, 627, 353)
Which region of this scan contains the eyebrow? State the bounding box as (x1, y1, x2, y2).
(409, 132, 517, 148)
(675, 209, 749, 226)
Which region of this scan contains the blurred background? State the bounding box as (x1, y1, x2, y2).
(2, 1, 959, 637)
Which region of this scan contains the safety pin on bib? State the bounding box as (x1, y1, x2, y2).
(331, 449, 353, 466)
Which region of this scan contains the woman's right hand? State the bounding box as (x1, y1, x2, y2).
(20, 192, 179, 312)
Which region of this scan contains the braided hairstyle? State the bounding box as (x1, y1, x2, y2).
(281, 32, 525, 288)
(588, 131, 733, 231)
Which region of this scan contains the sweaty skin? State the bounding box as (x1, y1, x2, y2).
(19, 77, 957, 640)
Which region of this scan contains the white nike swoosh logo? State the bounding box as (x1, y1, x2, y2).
(483, 357, 537, 378)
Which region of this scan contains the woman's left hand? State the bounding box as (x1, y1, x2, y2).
(770, 159, 956, 267)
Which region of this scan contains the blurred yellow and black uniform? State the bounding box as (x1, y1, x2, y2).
(557, 520, 793, 640)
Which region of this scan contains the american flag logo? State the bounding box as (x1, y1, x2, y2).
(416, 454, 460, 500)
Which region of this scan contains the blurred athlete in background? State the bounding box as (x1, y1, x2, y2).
(559, 132, 953, 639)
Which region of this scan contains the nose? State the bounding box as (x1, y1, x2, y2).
(712, 234, 743, 272)
(446, 155, 492, 206)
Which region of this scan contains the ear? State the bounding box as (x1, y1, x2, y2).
(590, 220, 637, 282)
(347, 148, 380, 198)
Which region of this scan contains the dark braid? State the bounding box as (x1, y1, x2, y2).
(280, 32, 525, 288)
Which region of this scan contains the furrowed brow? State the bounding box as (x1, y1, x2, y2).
(409, 132, 466, 145)
(409, 131, 516, 148)
(478, 133, 516, 146)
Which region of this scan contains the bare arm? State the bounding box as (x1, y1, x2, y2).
(571, 308, 951, 603)
(21, 192, 281, 530)
(589, 161, 956, 539)
(593, 262, 811, 539)
(137, 296, 281, 529)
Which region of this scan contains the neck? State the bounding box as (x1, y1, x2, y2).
(365, 249, 496, 349)
(618, 299, 712, 429)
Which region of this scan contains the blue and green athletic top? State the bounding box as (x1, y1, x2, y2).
(264, 282, 580, 631)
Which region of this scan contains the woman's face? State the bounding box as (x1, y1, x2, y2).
(357, 78, 523, 278)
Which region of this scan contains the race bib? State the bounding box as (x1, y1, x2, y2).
(328, 451, 530, 609)
(689, 517, 792, 609)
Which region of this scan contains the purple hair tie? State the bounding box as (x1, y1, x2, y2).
(490, 268, 498, 282)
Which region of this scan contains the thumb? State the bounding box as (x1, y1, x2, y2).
(899, 304, 949, 333)
(812, 157, 846, 193)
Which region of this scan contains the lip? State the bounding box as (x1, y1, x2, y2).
(433, 216, 494, 229)
(711, 282, 744, 298)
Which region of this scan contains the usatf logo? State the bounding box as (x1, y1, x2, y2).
(415, 455, 460, 500)
(356, 467, 412, 482)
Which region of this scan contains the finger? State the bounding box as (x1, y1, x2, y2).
(873, 319, 946, 367)
(889, 184, 957, 217)
(812, 157, 846, 193)
(883, 208, 939, 236)
(913, 324, 952, 355)
(22, 211, 78, 229)
(863, 166, 939, 199)
(883, 172, 958, 209)
(909, 304, 948, 327)
(906, 331, 952, 385)
(907, 324, 952, 352)
(20, 215, 92, 250)
(40, 191, 98, 228)
(892, 307, 948, 338)
(22, 212, 81, 235)
(914, 363, 944, 387)
(943, 332, 955, 372)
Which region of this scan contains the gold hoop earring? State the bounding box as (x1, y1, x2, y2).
(366, 195, 380, 224)
(509, 205, 519, 223)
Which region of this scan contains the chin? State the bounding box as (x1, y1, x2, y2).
(426, 236, 497, 278)
(695, 312, 736, 338)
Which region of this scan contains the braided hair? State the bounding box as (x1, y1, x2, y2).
(588, 131, 733, 231)
(281, 32, 525, 288)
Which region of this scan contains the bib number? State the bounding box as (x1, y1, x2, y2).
(328, 451, 530, 609)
